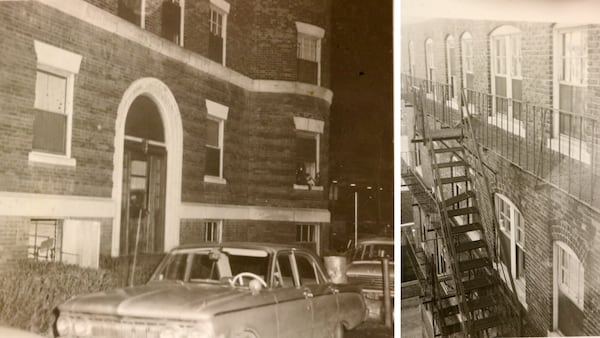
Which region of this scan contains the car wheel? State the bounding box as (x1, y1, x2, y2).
(333, 323, 344, 338)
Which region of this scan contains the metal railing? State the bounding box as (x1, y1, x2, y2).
(402, 74, 600, 212)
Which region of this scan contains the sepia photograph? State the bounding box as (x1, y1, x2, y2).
(400, 0, 600, 337)
(0, 0, 394, 337)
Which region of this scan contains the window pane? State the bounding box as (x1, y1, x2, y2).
(296, 255, 318, 285)
(205, 146, 220, 177)
(35, 71, 67, 113)
(206, 119, 220, 147)
(32, 110, 67, 154)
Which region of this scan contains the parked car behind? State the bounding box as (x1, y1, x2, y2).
(56, 242, 366, 338)
(345, 237, 394, 321)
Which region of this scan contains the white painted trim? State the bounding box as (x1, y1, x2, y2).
(34, 40, 82, 74)
(210, 0, 230, 14)
(293, 116, 324, 134)
(205, 99, 229, 120)
(112, 78, 184, 256)
(36, 0, 333, 104)
(293, 184, 324, 191)
(0, 191, 113, 218)
(204, 175, 227, 184)
(181, 203, 330, 223)
(28, 151, 76, 167)
(179, 0, 185, 47)
(295, 22, 325, 39)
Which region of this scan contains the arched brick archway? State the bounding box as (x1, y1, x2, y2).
(111, 78, 183, 256)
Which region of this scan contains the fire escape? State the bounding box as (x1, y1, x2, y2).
(401, 78, 522, 337)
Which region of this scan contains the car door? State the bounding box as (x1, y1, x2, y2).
(272, 251, 313, 338)
(294, 252, 339, 338)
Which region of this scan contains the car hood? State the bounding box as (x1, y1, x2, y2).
(58, 281, 254, 321)
(346, 260, 395, 276)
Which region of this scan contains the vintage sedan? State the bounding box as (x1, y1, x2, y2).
(345, 237, 394, 321)
(56, 242, 366, 338)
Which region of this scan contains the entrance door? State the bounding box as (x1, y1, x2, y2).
(120, 140, 166, 255)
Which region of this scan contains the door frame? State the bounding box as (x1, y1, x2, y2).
(112, 78, 183, 256)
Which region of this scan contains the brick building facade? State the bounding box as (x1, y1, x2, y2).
(0, 0, 332, 270)
(402, 18, 600, 336)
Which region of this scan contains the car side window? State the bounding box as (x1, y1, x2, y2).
(295, 254, 319, 286)
(274, 253, 294, 288)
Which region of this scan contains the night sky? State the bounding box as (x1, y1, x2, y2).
(330, 0, 394, 226)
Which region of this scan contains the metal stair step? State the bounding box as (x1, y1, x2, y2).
(438, 295, 498, 318)
(462, 276, 493, 292)
(472, 315, 503, 332)
(444, 191, 475, 206)
(438, 176, 470, 185)
(429, 128, 463, 141)
(447, 206, 479, 217)
(456, 240, 487, 253)
(436, 160, 467, 168)
(433, 146, 464, 154)
(440, 322, 463, 335)
(450, 223, 482, 234)
(459, 258, 491, 272)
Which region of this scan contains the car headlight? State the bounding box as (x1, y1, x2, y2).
(72, 317, 92, 336)
(56, 316, 72, 336)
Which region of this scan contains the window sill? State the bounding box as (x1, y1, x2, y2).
(204, 175, 227, 184)
(487, 115, 527, 137)
(28, 151, 76, 167)
(293, 184, 324, 191)
(548, 135, 591, 164)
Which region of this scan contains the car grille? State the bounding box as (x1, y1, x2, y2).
(72, 314, 169, 338)
(347, 275, 395, 295)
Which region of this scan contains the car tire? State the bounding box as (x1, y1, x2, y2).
(333, 323, 344, 338)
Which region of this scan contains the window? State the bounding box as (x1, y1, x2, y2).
(295, 254, 320, 286)
(118, 0, 142, 26)
(490, 26, 524, 136)
(425, 38, 434, 92)
(408, 40, 415, 77)
(28, 219, 100, 268)
(274, 253, 295, 288)
(30, 40, 81, 166)
(557, 243, 584, 308)
(557, 28, 587, 137)
(445, 35, 457, 100)
(293, 117, 324, 190)
(204, 99, 229, 184)
(162, 0, 183, 45)
(208, 0, 229, 65)
(296, 224, 317, 242)
(494, 194, 526, 304)
(461, 32, 473, 88)
(296, 22, 325, 86)
(204, 220, 222, 243)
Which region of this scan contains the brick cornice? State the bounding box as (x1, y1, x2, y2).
(36, 0, 333, 105)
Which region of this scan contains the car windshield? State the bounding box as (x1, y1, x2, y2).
(151, 247, 270, 284)
(351, 243, 394, 261)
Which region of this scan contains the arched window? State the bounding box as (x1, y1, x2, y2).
(445, 35, 457, 100)
(494, 193, 526, 304)
(425, 38, 434, 92)
(490, 25, 523, 122)
(460, 32, 473, 90)
(555, 242, 584, 308)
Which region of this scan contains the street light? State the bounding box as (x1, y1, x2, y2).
(350, 183, 357, 248)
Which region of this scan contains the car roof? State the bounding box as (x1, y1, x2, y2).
(172, 241, 315, 255)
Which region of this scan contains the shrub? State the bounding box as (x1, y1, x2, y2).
(0, 254, 164, 336)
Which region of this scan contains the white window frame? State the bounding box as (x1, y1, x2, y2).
(550, 25, 590, 164)
(295, 22, 325, 87)
(425, 38, 435, 93)
(494, 193, 527, 306)
(209, 0, 230, 66)
(408, 40, 415, 77)
(554, 241, 584, 310)
(204, 99, 229, 184)
(293, 116, 324, 191)
(445, 35, 458, 104)
(489, 26, 526, 137)
(29, 40, 82, 167)
(204, 220, 223, 243)
(461, 32, 473, 82)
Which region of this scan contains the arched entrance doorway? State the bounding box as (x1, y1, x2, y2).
(112, 78, 183, 257)
(121, 96, 166, 255)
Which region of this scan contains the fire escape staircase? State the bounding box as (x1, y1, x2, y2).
(403, 85, 522, 337)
